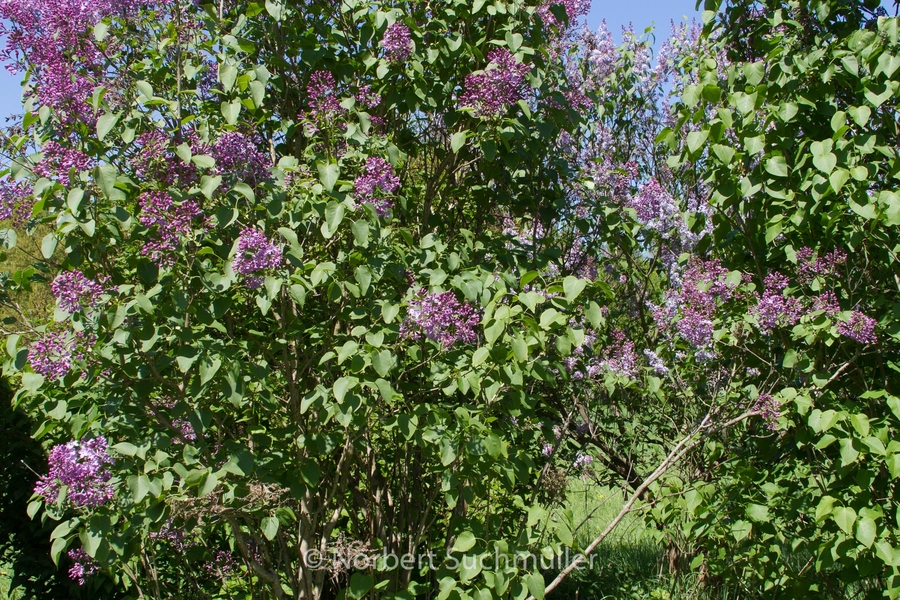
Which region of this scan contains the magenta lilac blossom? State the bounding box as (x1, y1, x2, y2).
(232, 228, 283, 289)
(459, 48, 531, 118)
(138, 192, 205, 267)
(29, 331, 74, 379)
(34, 436, 115, 507)
(401, 289, 481, 348)
(67, 548, 99, 585)
(354, 157, 400, 217)
(838, 311, 878, 344)
(381, 23, 413, 63)
(51, 270, 105, 314)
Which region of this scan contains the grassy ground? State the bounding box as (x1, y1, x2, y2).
(550, 482, 743, 600)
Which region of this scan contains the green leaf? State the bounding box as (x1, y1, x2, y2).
(746, 503, 770, 523)
(200, 356, 222, 385)
(834, 506, 857, 535)
(324, 201, 345, 235)
(333, 376, 356, 403)
(261, 516, 279, 541)
(731, 520, 752, 541)
(96, 113, 118, 142)
(96, 164, 117, 198)
(743, 62, 765, 85)
(857, 517, 877, 548)
(452, 531, 477, 553)
(563, 276, 586, 302)
(511, 336, 527, 363)
(351, 220, 369, 246)
(525, 572, 545, 600)
(41, 233, 58, 259)
(764, 156, 788, 178)
(451, 130, 468, 154)
(347, 573, 374, 600)
(472, 346, 490, 367)
(200, 175, 223, 199)
(198, 471, 219, 497)
(318, 162, 339, 192)
(221, 100, 241, 124)
(219, 63, 238, 92)
(372, 350, 393, 377)
(686, 130, 709, 155)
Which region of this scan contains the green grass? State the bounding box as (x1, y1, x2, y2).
(549, 482, 745, 600)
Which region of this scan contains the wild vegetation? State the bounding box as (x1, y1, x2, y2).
(0, 0, 898, 598)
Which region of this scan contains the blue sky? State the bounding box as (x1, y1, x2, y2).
(0, 1, 700, 120)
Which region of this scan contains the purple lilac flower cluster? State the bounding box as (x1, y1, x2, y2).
(626, 178, 682, 233)
(67, 548, 99, 585)
(34, 437, 114, 507)
(355, 85, 381, 109)
(51, 270, 105, 314)
(812, 290, 841, 316)
(752, 394, 780, 431)
(459, 48, 531, 118)
(663, 259, 736, 348)
(381, 23, 413, 63)
(573, 451, 593, 470)
(150, 398, 198, 443)
(750, 272, 803, 335)
(202, 550, 240, 579)
(401, 289, 481, 348)
(795, 247, 847, 280)
(354, 157, 400, 217)
(0, 177, 33, 226)
(34, 141, 94, 186)
(132, 130, 200, 186)
(232, 228, 283, 289)
(537, 0, 590, 29)
(29, 330, 74, 378)
(305, 71, 343, 120)
(838, 311, 878, 345)
(213, 132, 270, 186)
(138, 191, 205, 267)
(599, 330, 639, 378)
(643, 349, 669, 375)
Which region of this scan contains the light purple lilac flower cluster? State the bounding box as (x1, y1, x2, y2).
(306, 71, 343, 120)
(354, 157, 400, 217)
(643, 349, 669, 375)
(34, 141, 94, 187)
(812, 290, 841, 317)
(51, 270, 105, 314)
(752, 394, 780, 431)
(132, 130, 201, 186)
(599, 330, 639, 378)
(838, 311, 878, 345)
(750, 272, 803, 335)
(138, 191, 205, 267)
(232, 228, 283, 289)
(67, 548, 99, 585)
(0, 177, 33, 226)
(213, 132, 270, 186)
(29, 330, 75, 379)
(661, 259, 736, 348)
(573, 451, 593, 469)
(381, 23, 413, 63)
(355, 85, 381, 109)
(795, 246, 847, 280)
(537, 0, 590, 29)
(459, 48, 531, 118)
(401, 289, 481, 348)
(34, 436, 114, 507)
